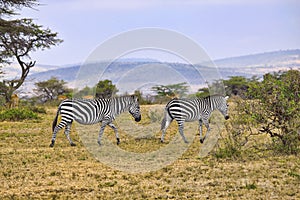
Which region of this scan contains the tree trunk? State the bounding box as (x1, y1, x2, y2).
(4, 57, 35, 105)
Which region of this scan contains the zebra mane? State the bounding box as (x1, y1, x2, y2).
(112, 95, 136, 101)
(79, 95, 136, 101)
(203, 94, 225, 99)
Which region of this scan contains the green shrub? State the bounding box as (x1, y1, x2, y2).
(0, 108, 39, 121)
(247, 70, 300, 155)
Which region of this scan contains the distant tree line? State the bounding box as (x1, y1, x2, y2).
(31, 78, 118, 103)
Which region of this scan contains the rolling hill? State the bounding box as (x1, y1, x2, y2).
(17, 49, 300, 96)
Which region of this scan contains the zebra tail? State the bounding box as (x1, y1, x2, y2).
(52, 106, 61, 132)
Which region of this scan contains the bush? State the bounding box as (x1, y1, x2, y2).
(0, 108, 40, 121)
(247, 70, 300, 155)
(213, 70, 300, 158)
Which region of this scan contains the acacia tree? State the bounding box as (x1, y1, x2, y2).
(34, 77, 71, 102)
(152, 82, 188, 97)
(194, 87, 210, 98)
(0, 0, 62, 104)
(95, 79, 118, 98)
(152, 82, 189, 103)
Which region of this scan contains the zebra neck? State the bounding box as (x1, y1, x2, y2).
(111, 97, 131, 115)
(205, 97, 217, 111)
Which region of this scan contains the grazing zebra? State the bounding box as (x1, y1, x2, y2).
(160, 95, 229, 144)
(50, 95, 141, 147)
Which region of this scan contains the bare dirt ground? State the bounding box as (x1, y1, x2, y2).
(0, 106, 299, 199)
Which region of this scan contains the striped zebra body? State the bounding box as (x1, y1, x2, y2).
(50, 95, 141, 147)
(161, 95, 229, 144)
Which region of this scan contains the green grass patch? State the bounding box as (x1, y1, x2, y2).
(244, 183, 257, 190)
(288, 170, 300, 180)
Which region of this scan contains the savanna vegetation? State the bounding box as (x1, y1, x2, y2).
(0, 69, 299, 199)
(1, 1, 299, 199)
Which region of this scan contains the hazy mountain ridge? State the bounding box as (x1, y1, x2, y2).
(214, 49, 300, 68)
(18, 49, 300, 96)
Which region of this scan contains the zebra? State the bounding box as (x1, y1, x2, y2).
(160, 95, 229, 144)
(50, 95, 141, 147)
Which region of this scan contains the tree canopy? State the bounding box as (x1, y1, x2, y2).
(34, 77, 71, 102)
(152, 82, 188, 98)
(0, 0, 62, 104)
(245, 70, 300, 153)
(0, 0, 37, 14)
(95, 79, 118, 98)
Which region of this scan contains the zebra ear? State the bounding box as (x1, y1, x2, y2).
(225, 96, 229, 101)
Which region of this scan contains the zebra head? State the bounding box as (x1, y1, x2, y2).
(216, 95, 230, 120)
(128, 95, 141, 122)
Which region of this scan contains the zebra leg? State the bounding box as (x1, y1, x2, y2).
(50, 122, 66, 147)
(160, 120, 172, 143)
(98, 122, 107, 146)
(199, 119, 204, 143)
(178, 122, 188, 143)
(201, 120, 211, 143)
(108, 123, 120, 145)
(50, 127, 60, 147)
(160, 128, 167, 143)
(64, 123, 76, 146)
(160, 111, 173, 143)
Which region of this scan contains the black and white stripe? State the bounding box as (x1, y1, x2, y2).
(50, 95, 141, 147)
(160, 95, 229, 143)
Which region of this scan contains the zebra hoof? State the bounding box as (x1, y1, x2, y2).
(49, 141, 55, 148)
(160, 139, 164, 143)
(116, 138, 120, 145)
(97, 141, 102, 146)
(184, 140, 189, 144)
(70, 143, 76, 146)
(200, 139, 204, 143)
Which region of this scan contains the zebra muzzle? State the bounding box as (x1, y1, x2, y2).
(135, 116, 141, 122)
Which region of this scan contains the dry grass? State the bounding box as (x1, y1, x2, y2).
(0, 106, 299, 199)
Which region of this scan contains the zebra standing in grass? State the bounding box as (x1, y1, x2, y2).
(50, 95, 141, 147)
(160, 95, 229, 144)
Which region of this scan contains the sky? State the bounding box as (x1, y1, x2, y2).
(18, 0, 300, 66)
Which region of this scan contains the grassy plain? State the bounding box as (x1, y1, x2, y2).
(0, 106, 299, 199)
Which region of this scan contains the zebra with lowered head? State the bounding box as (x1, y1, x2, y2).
(160, 95, 229, 144)
(50, 95, 141, 147)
